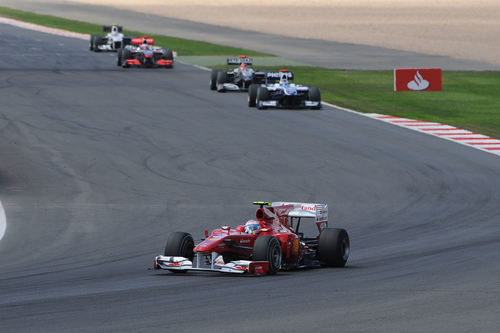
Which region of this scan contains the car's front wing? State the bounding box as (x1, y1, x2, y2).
(218, 83, 248, 92)
(258, 100, 321, 109)
(154, 254, 269, 275)
(125, 59, 173, 67)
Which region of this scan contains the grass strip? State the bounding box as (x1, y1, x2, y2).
(0, 6, 273, 57)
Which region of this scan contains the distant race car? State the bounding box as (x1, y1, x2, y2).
(154, 201, 350, 275)
(89, 25, 132, 52)
(210, 56, 266, 92)
(117, 36, 174, 68)
(248, 70, 322, 110)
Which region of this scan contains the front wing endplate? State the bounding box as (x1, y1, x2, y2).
(154, 255, 269, 275)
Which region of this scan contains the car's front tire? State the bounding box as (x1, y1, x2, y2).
(253, 236, 282, 274)
(164, 232, 195, 273)
(248, 84, 259, 107)
(93, 36, 104, 52)
(256, 87, 270, 110)
(216, 71, 228, 92)
(89, 35, 96, 51)
(308, 86, 322, 110)
(210, 69, 220, 90)
(164, 49, 174, 68)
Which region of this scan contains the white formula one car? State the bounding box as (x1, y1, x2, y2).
(89, 25, 132, 52)
(248, 70, 321, 110)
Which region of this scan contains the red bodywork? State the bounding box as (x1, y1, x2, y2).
(193, 204, 327, 267)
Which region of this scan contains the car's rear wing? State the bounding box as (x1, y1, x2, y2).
(271, 202, 328, 225)
(131, 36, 155, 45)
(227, 56, 253, 65)
(266, 71, 294, 83)
(103, 25, 123, 33)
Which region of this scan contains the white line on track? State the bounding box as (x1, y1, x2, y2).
(0, 201, 6, 241)
(1, 17, 498, 158)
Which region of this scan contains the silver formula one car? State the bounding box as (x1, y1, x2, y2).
(248, 70, 321, 110)
(210, 56, 266, 92)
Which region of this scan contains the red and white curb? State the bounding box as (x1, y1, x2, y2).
(0, 17, 89, 40)
(322, 102, 500, 158)
(367, 114, 500, 156)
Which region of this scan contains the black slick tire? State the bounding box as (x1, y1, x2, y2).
(256, 87, 270, 110)
(117, 49, 123, 66)
(121, 49, 131, 68)
(210, 69, 220, 90)
(216, 71, 228, 92)
(317, 228, 350, 267)
(308, 86, 322, 110)
(248, 84, 259, 107)
(164, 49, 174, 68)
(253, 236, 282, 275)
(94, 36, 103, 52)
(89, 35, 96, 51)
(163, 232, 194, 273)
(164, 232, 195, 260)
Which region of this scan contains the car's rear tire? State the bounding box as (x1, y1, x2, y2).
(117, 49, 123, 66)
(121, 49, 131, 68)
(248, 84, 259, 107)
(253, 236, 281, 275)
(308, 86, 322, 110)
(122, 36, 133, 47)
(216, 71, 228, 92)
(210, 69, 220, 90)
(317, 228, 350, 267)
(256, 87, 270, 110)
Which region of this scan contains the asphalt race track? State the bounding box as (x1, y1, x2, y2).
(1, 24, 500, 332)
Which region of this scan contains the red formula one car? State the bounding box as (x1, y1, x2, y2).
(154, 201, 350, 275)
(117, 36, 174, 68)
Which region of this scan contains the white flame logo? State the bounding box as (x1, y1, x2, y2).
(407, 71, 430, 91)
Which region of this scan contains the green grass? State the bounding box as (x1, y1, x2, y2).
(0, 6, 273, 56)
(213, 65, 500, 138)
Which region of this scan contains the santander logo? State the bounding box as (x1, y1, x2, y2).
(394, 68, 442, 92)
(407, 71, 430, 91)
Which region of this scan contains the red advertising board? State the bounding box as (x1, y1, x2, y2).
(394, 68, 442, 92)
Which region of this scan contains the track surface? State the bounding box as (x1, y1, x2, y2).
(1, 25, 500, 332)
(3, 0, 500, 70)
